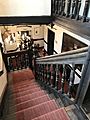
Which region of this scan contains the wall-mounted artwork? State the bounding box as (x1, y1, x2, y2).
(34, 27, 40, 36)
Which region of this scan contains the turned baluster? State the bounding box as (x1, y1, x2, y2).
(61, 0, 66, 16)
(52, 0, 56, 14)
(20, 54, 23, 69)
(61, 64, 66, 94)
(70, 0, 76, 18)
(55, 0, 58, 15)
(21, 54, 24, 68)
(24, 53, 27, 68)
(57, 0, 60, 16)
(75, 0, 81, 20)
(50, 64, 53, 86)
(42, 64, 45, 82)
(25, 53, 28, 68)
(44, 64, 47, 83)
(35, 63, 38, 80)
(37, 64, 40, 81)
(41, 64, 43, 81)
(56, 64, 59, 90)
(15, 55, 18, 70)
(17, 55, 21, 69)
(41, 64, 44, 81)
(58, 0, 63, 15)
(47, 64, 51, 84)
(73, 0, 79, 18)
(58, 0, 62, 15)
(66, 0, 71, 17)
(39, 64, 42, 81)
(68, 64, 75, 98)
(52, 64, 56, 87)
(57, 64, 63, 90)
(82, 0, 89, 22)
(8, 57, 12, 71)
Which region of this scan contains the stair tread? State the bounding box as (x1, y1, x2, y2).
(12, 81, 37, 89)
(9, 94, 50, 113)
(11, 87, 42, 98)
(14, 90, 47, 105)
(13, 79, 36, 86)
(32, 108, 70, 120)
(6, 100, 59, 120)
(13, 84, 39, 93)
(8, 84, 39, 96)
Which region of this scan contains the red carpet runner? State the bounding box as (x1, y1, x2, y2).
(6, 69, 70, 120)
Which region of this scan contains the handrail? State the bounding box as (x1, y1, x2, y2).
(3, 49, 29, 57)
(36, 47, 89, 64)
(3, 49, 33, 72)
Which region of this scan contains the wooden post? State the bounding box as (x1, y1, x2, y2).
(53, 64, 56, 87)
(66, 0, 71, 17)
(70, 0, 78, 19)
(61, 64, 66, 94)
(82, 0, 89, 22)
(47, 64, 51, 84)
(75, 0, 81, 20)
(61, 0, 66, 16)
(68, 64, 75, 98)
(76, 47, 90, 106)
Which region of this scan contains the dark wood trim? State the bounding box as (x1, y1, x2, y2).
(53, 50, 58, 54)
(44, 40, 48, 44)
(32, 38, 44, 41)
(0, 71, 3, 76)
(44, 40, 58, 54)
(6, 48, 18, 53)
(0, 16, 53, 25)
(54, 17, 90, 40)
(38, 46, 44, 50)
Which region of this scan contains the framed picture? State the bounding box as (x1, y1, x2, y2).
(34, 27, 40, 36)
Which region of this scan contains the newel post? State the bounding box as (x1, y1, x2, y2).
(75, 47, 90, 106)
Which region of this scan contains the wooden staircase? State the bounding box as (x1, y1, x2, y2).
(2, 69, 70, 120)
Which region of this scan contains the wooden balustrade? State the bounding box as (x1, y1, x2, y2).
(3, 49, 33, 72)
(52, 0, 90, 22)
(36, 63, 82, 100)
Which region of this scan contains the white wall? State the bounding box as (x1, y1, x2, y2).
(0, 65, 7, 104)
(0, 0, 51, 16)
(44, 24, 90, 54)
(0, 31, 7, 104)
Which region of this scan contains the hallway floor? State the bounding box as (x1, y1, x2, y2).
(1, 69, 88, 120)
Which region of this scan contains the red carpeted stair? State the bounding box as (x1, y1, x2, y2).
(5, 69, 70, 120)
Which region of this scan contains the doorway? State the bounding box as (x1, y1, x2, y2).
(47, 29, 55, 55)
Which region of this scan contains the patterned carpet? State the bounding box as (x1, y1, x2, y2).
(2, 69, 70, 120)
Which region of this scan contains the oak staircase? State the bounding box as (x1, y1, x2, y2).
(2, 69, 70, 120)
(0, 45, 90, 120)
